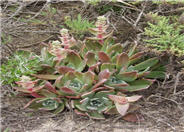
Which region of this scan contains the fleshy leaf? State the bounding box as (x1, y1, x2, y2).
(32, 74, 60, 80)
(128, 43, 137, 57)
(116, 52, 129, 70)
(53, 103, 65, 114)
(105, 77, 129, 89)
(81, 91, 95, 99)
(99, 69, 111, 81)
(107, 43, 123, 54)
(127, 95, 142, 102)
(86, 111, 105, 120)
(115, 103, 130, 116)
(57, 66, 75, 74)
(88, 62, 101, 71)
(97, 105, 108, 113)
(44, 81, 57, 94)
(67, 51, 83, 69)
(60, 87, 76, 95)
(92, 79, 107, 90)
(117, 71, 137, 82)
(14, 86, 44, 93)
(85, 40, 102, 51)
(38, 98, 59, 111)
(39, 89, 57, 97)
(133, 57, 159, 71)
(145, 71, 165, 79)
(98, 51, 111, 63)
(54, 76, 63, 88)
(104, 106, 118, 115)
(108, 95, 128, 104)
(95, 90, 115, 98)
(74, 109, 87, 116)
(119, 79, 153, 92)
(101, 63, 116, 72)
(137, 67, 150, 78)
(129, 52, 144, 65)
(85, 51, 97, 66)
(24, 98, 42, 109)
(83, 71, 95, 86)
(129, 52, 144, 61)
(64, 71, 76, 81)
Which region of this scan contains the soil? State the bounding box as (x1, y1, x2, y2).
(1, 1, 184, 132)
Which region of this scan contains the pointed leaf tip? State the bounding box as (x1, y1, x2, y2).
(98, 51, 111, 63)
(108, 95, 128, 104)
(115, 103, 130, 116)
(116, 52, 129, 69)
(99, 69, 111, 81)
(57, 66, 75, 74)
(127, 95, 142, 102)
(60, 87, 75, 94)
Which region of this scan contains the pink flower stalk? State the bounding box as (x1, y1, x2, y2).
(53, 48, 67, 61)
(60, 29, 76, 49)
(16, 76, 38, 92)
(48, 40, 67, 61)
(95, 16, 108, 44)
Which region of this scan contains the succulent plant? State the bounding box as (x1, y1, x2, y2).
(14, 15, 165, 119)
(24, 97, 65, 114)
(54, 71, 95, 98)
(72, 90, 115, 119)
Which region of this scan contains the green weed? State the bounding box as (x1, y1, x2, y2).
(144, 13, 184, 56)
(1, 33, 12, 45)
(97, 4, 122, 15)
(64, 14, 94, 38)
(1, 50, 42, 85)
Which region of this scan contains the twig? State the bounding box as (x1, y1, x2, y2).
(144, 113, 176, 131)
(78, 122, 95, 132)
(26, 1, 48, 21)
(134, 3, 145, 27)
(17, 35, 53, 48)
(173, 72, 182, 94)
(17, 30, 59, 33)
(147, 94, 179, 105)
(162, 7, 184, 14)
(6, 2, 25, 21)
(121, 15, 143, 32)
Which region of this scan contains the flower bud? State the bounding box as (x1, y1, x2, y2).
(95, 16, 106, 27)
(60, 29, 69, 36)
(20, 76, 32, 82)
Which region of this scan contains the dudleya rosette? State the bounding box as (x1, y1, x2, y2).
(14, 15, 165, 119)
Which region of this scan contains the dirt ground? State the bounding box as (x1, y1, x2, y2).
(1, 1, 184, 132)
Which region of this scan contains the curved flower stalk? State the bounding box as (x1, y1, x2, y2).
(72, 90, 116, 119)
(48, 40, 67, 61)
(87, 16, 113, 44)
(14, 76, 45, 98)
(59, 29, 76, 49)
